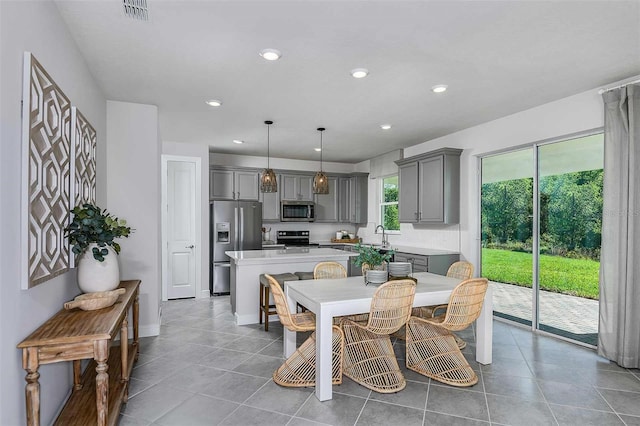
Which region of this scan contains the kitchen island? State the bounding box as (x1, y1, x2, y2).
(225, 248, 356, 325)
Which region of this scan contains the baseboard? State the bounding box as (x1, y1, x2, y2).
(139, 323, 160, 338)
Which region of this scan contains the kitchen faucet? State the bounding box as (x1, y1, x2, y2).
(375, 225, 388, 247)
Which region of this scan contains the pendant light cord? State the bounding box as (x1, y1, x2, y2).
(267, 124, 270, 169)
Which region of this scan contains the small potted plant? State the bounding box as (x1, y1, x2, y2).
(65, 204, 132, 293)
(352, 243, 394, 285)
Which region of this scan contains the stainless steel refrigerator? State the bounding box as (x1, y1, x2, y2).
(210, 200, 263, 295)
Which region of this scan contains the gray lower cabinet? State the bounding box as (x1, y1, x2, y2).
(210, 169, 259, 200)
(315, 177, 338, 222)
(396, 148, 462, 224)
(282, 174, 314, 201)
(394, 252, 459, 276)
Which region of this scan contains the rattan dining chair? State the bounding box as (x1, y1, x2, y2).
(265, 274, 345, 387)
(313, 261, 348, 279)
(340, 279, 416, 393)
(409, 261, 474, 347)
(405, 278, 488, 387)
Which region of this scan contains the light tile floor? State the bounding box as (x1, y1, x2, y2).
(120, 296, 640, 426)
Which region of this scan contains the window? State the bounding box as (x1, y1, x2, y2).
(380, 175, 399, 231)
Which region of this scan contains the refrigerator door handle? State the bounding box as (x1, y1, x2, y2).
(239, 207, 245, 251)
(234, 207, 239, 251)
(215, 263, 231, 268)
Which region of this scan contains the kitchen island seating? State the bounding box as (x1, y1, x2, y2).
(341, 280, 416, 393)
(259, 273, 300, 331)
(265, 274, 344, 387)
(405, 277, 488, 387)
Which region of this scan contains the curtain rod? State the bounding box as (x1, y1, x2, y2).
(598, 78, 640, 94)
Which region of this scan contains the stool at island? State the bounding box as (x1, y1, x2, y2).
(17, 280, 141, 426)
(259, 273, 299, 331)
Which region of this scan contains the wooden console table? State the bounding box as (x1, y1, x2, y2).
(17, 280, 141, 426)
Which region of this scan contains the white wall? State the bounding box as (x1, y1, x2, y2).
(210, 152, 356, 174)
(162, 141, 210, 298)
(107, 101, 162, 336)
(365, 89, 604, 267)
(0, 1, 107, 424)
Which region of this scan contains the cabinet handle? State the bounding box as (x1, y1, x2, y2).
(419, 212, 422, 220)
(233, 191, 236, 199)
(185, 245, 194, 249)
(237, 192, 240, 199)
(414, 212, 418, 220)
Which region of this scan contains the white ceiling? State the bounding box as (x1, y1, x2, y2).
(54, 0, 640, 164)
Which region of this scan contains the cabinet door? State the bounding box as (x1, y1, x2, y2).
(281, 174, 299, 200)
(210, 170, 234, 199)
(298, 175, 314, 201)
(235, 171, 259, 200)
(260, 175, 280, 221)
(315, 177, 338, 222)
(418, 156, 444, 222)
(394, 252, 428, 273)
(398, 162, 419, 222)
(350, 175, 368, 224)
(338, 177, 351, 223)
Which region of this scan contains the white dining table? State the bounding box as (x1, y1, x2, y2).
(283, 272, 493, 401)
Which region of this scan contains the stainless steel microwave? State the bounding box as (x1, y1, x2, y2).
(281, 200, 315, 222)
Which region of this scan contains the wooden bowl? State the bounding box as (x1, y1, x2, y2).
(64, 288, 126, 311)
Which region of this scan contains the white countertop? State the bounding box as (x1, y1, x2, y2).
(225, 247, 356, 265)
(314, 241, 458, 256)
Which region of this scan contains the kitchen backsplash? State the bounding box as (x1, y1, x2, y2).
(261, 222, 357, 243)
(356, 222, 461, 252)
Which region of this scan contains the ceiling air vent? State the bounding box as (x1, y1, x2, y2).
(123, 0, 149, 21)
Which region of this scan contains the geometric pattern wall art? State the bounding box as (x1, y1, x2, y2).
(21, 52, 72, 289)
(70, 107, 96, 206)
(69, 107, 96, 268)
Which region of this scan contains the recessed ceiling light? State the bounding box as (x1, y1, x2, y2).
(314, 148, 322, 152)
(259, 48, 282, 61)
(233, 140, 244, 144)
(205, 99, 222, 107)
(431, 84, 448, 93)
(380, 124, 392, 130)
(351, 68, 369, 79)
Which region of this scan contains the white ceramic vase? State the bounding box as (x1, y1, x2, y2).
(77, 243, 120, 293)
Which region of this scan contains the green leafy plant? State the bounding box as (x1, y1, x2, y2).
(65, 204, 132, 262)
(352, 243, 394, 268)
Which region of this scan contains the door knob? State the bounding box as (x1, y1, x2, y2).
(186, 245, 195, 249)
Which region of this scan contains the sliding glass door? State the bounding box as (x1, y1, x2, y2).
(481, 133, 603, 345)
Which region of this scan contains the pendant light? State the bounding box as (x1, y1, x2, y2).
(260, 120, 278, 193)
(313, 127, 330, 194)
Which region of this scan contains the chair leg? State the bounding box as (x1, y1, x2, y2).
(259, 282, 264, 325)
(341, 320, 406, 393)
(405, 317, 477, 387)
(273, 326, 344, 387)
(263, 284, 270, 332)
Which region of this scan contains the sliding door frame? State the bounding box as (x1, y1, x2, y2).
(477, 127, 603, 344)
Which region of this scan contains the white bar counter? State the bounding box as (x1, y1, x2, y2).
(225, 248, 356, 325)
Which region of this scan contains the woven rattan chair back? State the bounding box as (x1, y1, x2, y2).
(365, 279, 416, 334)
(267, 275, 316, 332)
(441, 278, 489, 331)
(446, 261, 474, 280)
(313, 261, 347, 279)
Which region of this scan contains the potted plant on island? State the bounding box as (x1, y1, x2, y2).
(352, 243, 395, 285)
(65, 204, 132, 293)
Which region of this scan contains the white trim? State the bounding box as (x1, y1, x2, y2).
(161, 155, 203, 301)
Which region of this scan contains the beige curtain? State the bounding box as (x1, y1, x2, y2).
(598, 84, 640, 368)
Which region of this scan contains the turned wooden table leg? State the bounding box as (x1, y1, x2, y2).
(73, 360, 83, 390)
(23, 347, 40, 426)
(133, 291, 139, 361)
(94, 340, 109, 426)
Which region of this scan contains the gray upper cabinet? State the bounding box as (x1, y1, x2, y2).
(350, 174, 368, 224)
(396, 148, 462, 224)
(281, 174, 314, 201)
(210, 168, 259, 200)
(314, 177, 338, 222)
(338, 177, 351, 223)
(338, 175, 368, 224)
(259, 174, 280, 222)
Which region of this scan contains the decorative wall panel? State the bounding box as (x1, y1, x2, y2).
(70, 107, 96, 206)
(21, 52, 71, 289)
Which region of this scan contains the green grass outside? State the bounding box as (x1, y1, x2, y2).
(481, 248, 600, 300)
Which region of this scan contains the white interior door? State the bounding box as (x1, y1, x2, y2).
(166, 160, 197, 299)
